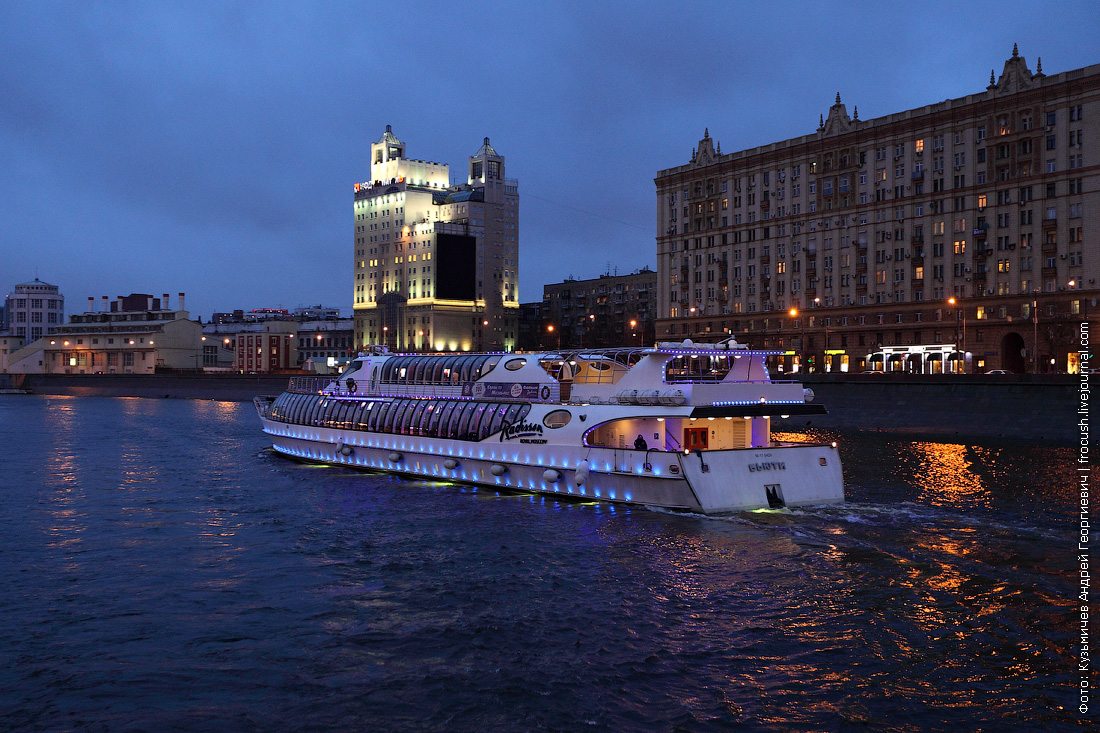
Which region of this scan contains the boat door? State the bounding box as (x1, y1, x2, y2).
(684, 426, 708, 450)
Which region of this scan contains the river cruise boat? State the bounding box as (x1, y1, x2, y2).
(254, 340, 844, 514)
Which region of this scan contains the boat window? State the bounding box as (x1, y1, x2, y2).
(475, 403, 500, 441)
(435, 401, 457, 438)
(504, 358, 527, 371)
(304, 397, 321, 426)
(396, 399, 417, 432)
(487, 403, 510, 436)
(589, 361, 612, 371)
(369, 401, 390, 431)
(480, 355, 502, 377)
(425, 400, 443, 437)
(468, 355, 485, 382)
(305, 397, 321, 426)
(289, 394, 303, 423)
(455, 355, 474, 383)
(351, 401, 367, 430)
(407, 401, 428, 435)
(443, 402, 463, 438)
(420, 401, 438, 436)
(391, 400, 409, 434)
(323, 400, 337, 426)
(339, 401, 356, 429)
(468, 356, 485, 381)
(543, 409, 572, 429)
(330, 401, 347, 429)
(439, 356, 458, 384)
(380, 359, 395, 383)
(362, 401, 377, 431)
(469, 403, 490, 440)
(429, 359, 446, 384)
(454, 402, 476, 439)
(502, 402, 524, 428)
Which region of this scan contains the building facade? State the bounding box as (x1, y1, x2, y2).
(541, 267, 658, 350)
(5, 292, 202, 374)
(4, 278, 65, 342)
(353, 126, 520, 353)
(655, 48, 1098, 373)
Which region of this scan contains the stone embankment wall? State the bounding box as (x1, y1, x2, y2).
(773, 374, 1077, 444)
(11, 373, 294, 402)
(3, 372, 1078, 445)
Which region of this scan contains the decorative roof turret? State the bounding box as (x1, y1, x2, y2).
(689, 129, 718, 168)
(473, 136, 499, 158)
(377, 124, 401, 145)
(989, 44, 1038, 96)
(820, 92, 853, 137)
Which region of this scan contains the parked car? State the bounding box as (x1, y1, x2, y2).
(985, 369, 1010, 375)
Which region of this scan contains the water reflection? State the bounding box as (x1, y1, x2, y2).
(912, 443, 990, 508)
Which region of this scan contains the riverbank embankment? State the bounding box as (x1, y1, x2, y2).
(2, 372, 1078, 444)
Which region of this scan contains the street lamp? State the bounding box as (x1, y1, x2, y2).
(947, 297, 966, 373)
(788, 308, 801, 373)
(547, 323, 560, 350)
(629, 319, 637, 347)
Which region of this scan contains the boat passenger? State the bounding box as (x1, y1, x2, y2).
(634, 434, 648, 450)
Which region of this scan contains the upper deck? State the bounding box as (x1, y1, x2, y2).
(287, 340, 814, 410)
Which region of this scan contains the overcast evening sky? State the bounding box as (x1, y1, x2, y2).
(1, 1, 1097, 321)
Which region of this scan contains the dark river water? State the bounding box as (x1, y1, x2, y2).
(0, 396, 1084, 731)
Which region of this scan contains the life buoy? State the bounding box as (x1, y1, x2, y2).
(345, 378, 357, 393)
(540, 385, 551, 400)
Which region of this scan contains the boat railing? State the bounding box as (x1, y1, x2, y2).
(288, 376, 336, 394)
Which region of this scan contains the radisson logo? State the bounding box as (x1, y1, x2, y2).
(500, 420, 543, 441)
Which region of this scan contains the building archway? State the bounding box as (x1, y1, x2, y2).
(1001, 332, 1026, 373)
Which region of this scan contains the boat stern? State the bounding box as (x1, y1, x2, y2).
(678, 442, 844, 513)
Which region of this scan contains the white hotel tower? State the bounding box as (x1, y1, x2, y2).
(353, 127, 520, 352)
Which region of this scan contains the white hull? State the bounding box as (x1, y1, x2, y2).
(260, 416, 843, 514)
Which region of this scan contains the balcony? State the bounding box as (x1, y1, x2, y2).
(911, 170, 924, 179)
(1042, 217, 1058, 229)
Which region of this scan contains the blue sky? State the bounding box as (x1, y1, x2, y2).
(1, 1, 1097, 320)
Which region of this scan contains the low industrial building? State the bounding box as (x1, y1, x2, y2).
(5, 293, 203, 374)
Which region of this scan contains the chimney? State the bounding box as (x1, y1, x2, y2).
(178, 292, 185, 311)
(88, 296, 94, 313)
(102, 296, 109, 313)
(147, 296, 154, 310)
(163, 294, 170, 311)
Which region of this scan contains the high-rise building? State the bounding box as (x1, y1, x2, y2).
(353, 126, 519, 353)
(4, 278, 65, 342)
(655, 48, 1098, 373)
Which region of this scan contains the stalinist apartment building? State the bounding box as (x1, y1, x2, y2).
(655, 48, 1098, 373)
(353, 126, 519, 353)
